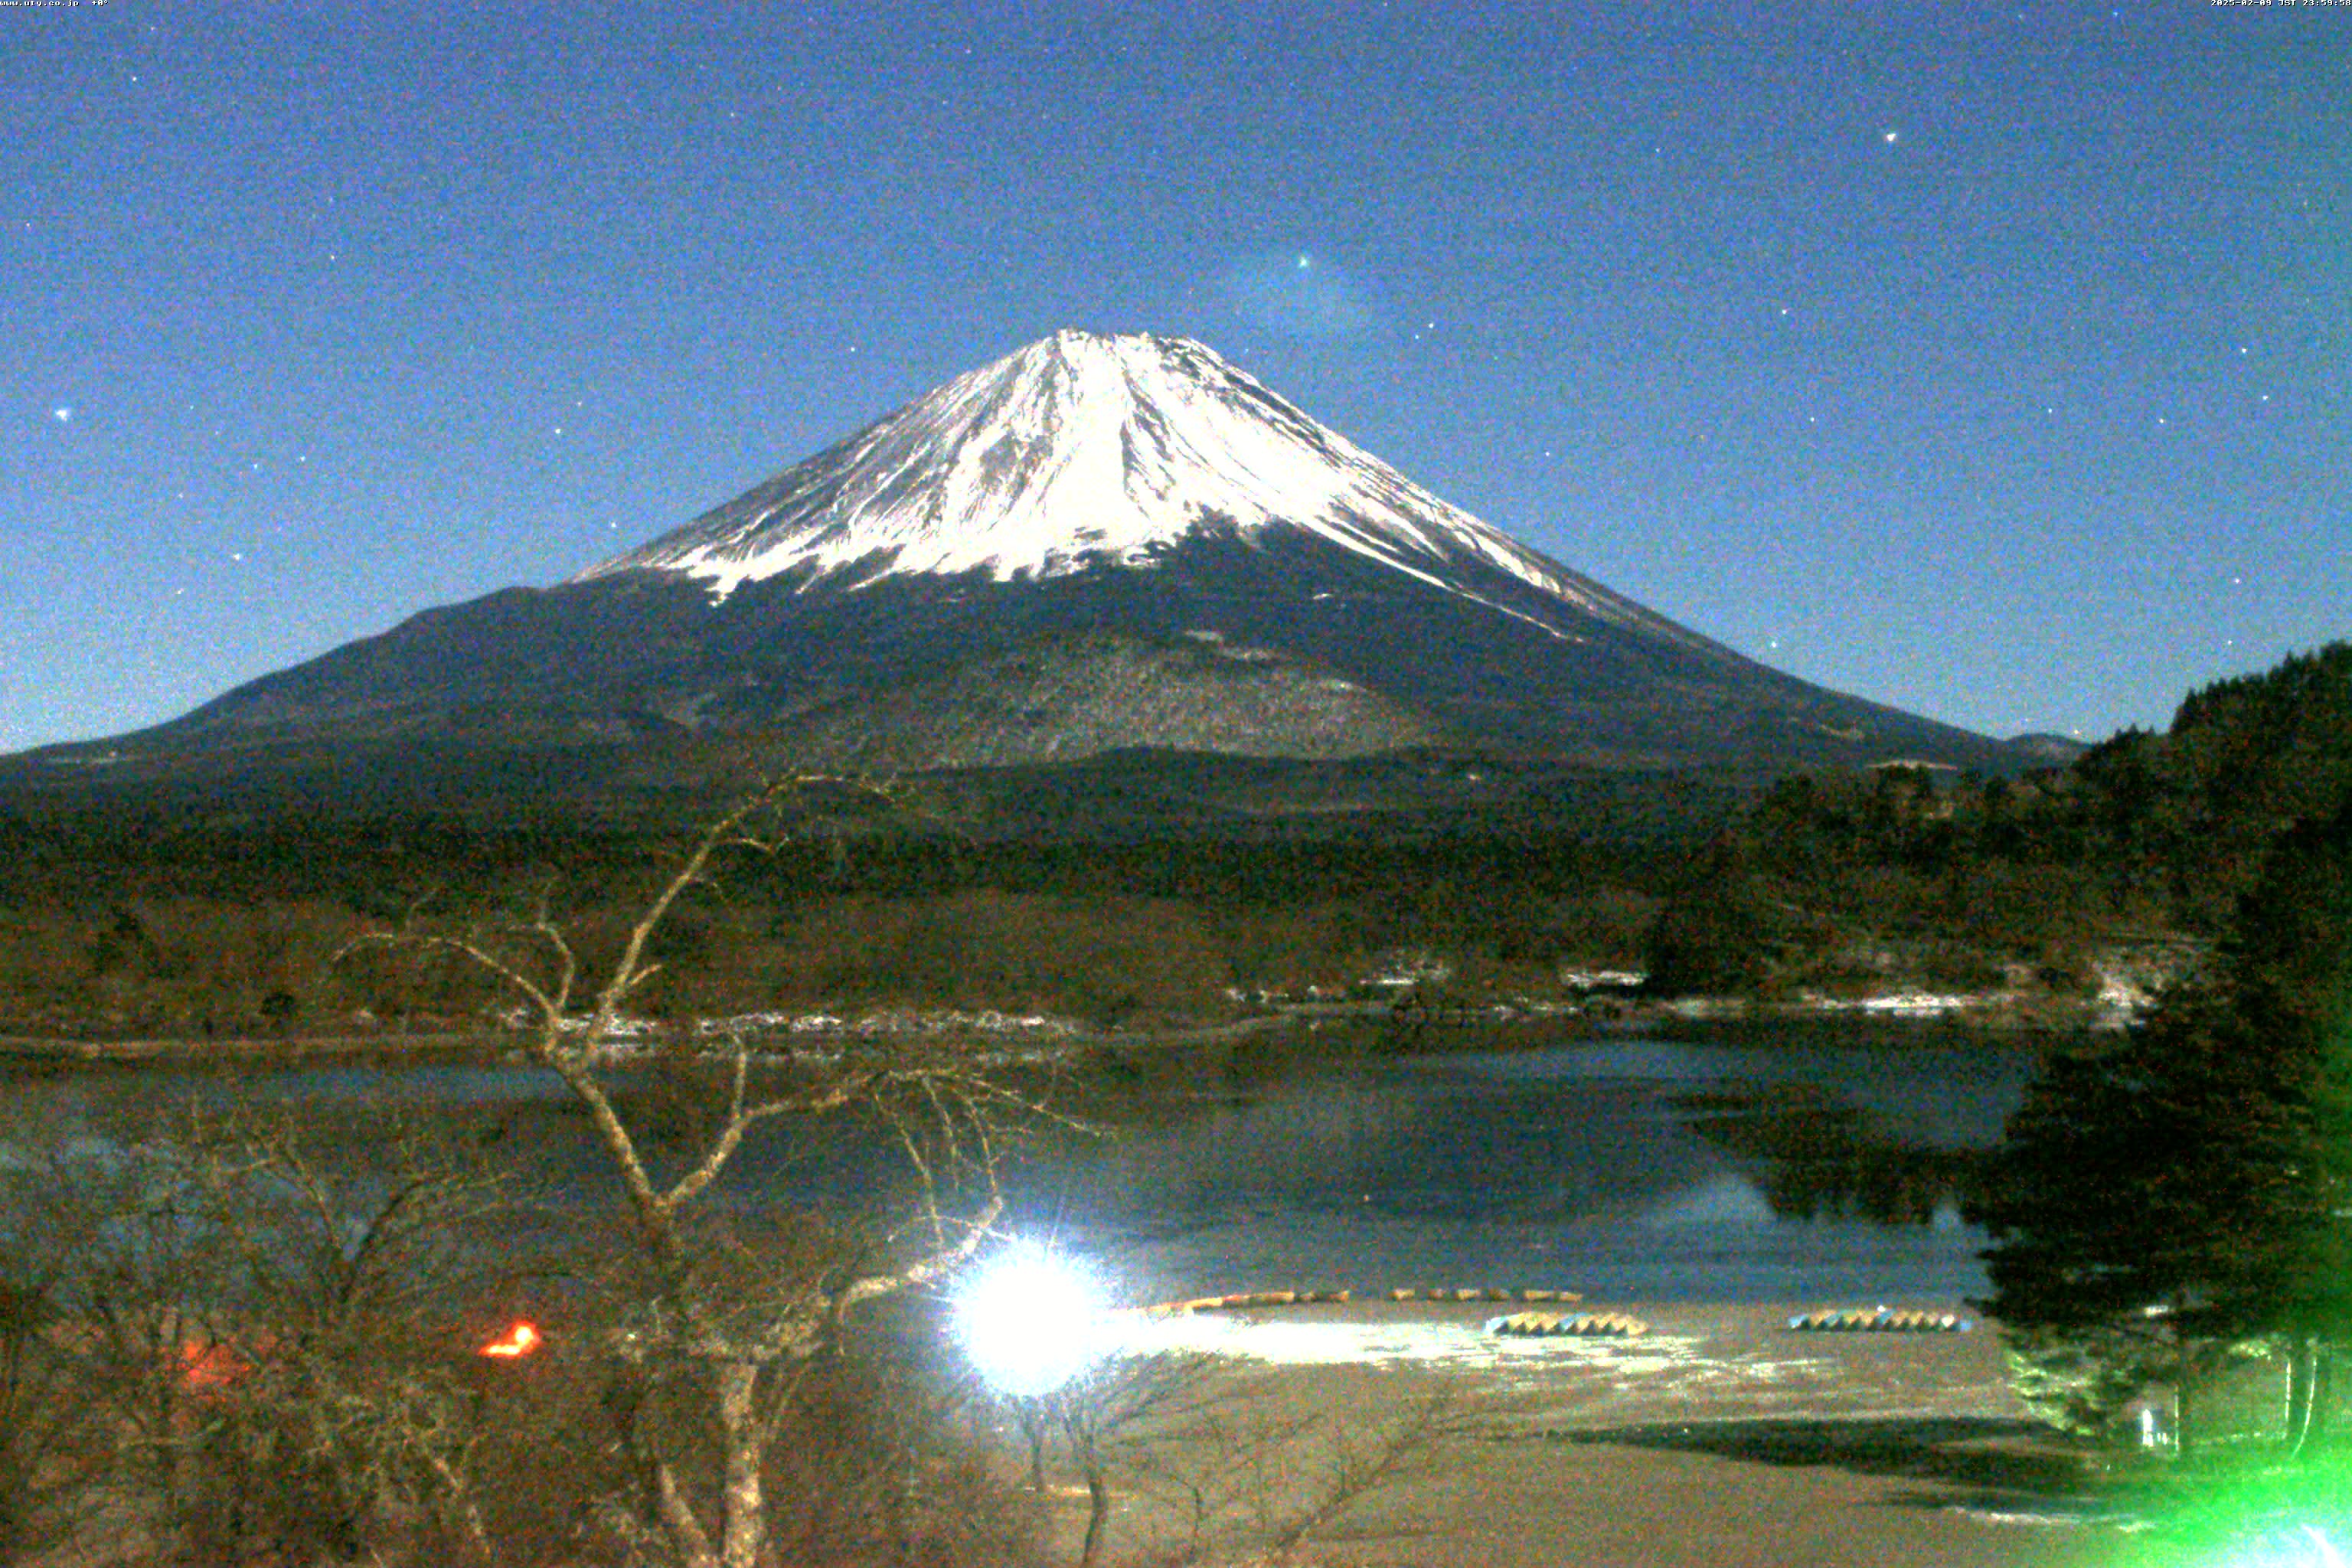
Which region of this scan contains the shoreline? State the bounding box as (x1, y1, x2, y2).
(0, 991, 2123, 1070)
(1043, 1296, 2119, 1568)
(0, 1030, 511, 1067)
(1099, 1297, 2005, 1396)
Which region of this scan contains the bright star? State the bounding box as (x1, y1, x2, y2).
(51, 405, 71, 423)
(1882, 129, 1901, 144)
(1296, 253, 1312, 270)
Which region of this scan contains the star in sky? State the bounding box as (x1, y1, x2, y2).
(0, 2, 2344, 756)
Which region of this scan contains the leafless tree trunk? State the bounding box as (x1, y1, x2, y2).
(2283, 1333, 2335, 1458)
(341, 774, 1032, 1568)
(1000, 1348, 1223, 1568)
(1078, 1463, 1112, 1568)
(716, 1360, 763, 1568)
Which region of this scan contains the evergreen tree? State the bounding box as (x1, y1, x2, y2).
(2211, 808, 2352, 1445)
(1972, 800, 2352, 1450)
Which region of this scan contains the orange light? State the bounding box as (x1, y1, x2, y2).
(479, 1319, 542, 1359)
(179, 1341, 247, 1392)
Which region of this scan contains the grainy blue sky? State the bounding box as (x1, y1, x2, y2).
(4, 0, 2345, 752)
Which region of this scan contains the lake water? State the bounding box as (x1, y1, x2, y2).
(1027, 1032, 2033, 1304)
(4, 1028, 2039, 1306)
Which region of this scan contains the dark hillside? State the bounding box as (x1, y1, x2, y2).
(1643, 643, 2352, 998)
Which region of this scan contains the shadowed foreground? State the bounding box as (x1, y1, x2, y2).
(1034, 1302, 2125, 1568)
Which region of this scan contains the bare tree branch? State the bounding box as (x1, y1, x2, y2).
(835, 1194, 1007, 1318)
(329, 771, 1034, 1568)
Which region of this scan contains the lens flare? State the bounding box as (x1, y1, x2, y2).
(2125, 1452, 2352, 1568)
(2203, 1523, 2345, 1567)
(953, 1245, 1108, 1396)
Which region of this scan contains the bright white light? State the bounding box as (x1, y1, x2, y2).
(954, 1245, 1109, 1396)
(2219, 1524, 2347, 1567)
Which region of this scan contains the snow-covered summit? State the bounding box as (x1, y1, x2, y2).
(577, 330, 1677, 642)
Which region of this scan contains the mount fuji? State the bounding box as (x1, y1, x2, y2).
(51, 330, 2021, 782)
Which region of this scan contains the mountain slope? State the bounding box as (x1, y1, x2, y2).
(47, 330, 2022, 778)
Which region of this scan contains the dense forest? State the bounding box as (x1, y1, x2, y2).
(1644, 642, 2352, 999)
(2, 643, 2345, 1039)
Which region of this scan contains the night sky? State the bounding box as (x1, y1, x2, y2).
(5, 1, 2345, 755)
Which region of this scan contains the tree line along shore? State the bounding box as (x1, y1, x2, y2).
(5, 642, 2347, 1048)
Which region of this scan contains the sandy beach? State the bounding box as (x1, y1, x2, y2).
(1054, 1298, 2122, 1568)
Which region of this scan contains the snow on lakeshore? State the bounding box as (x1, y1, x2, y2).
(1090, 1302, 2023, 1429)
(492, 1004, 1086, 1059)
(1660, 993, 2001, 1024)
(1793, 991, 1988, 1019)
(697, 1007, 1082, 1042)
(1665, 978, 2165, 1029)
(1102, 1308, 1694, 1382)
(1560, 968, 1647, 991)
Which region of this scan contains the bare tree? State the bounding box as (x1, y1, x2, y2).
(0, 1125, 116, 1560)
(0, 1092, 526, 1566)
(1023, 1348, 1223, 1568)
(340, 774, 1044, 1568)
(165, 1106, 514, 1565)
(1121, 1374, 1475, 1567)
(1261, 1381, 1466, 1558)
(985, 1333, 1478, 1568)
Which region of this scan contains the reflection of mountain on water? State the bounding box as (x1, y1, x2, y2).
(1050, 1071, 1717, 1228)
(1004, 1040, 2033, 1301)
(1668, 1087, 1983, 1227)
(1638, 1173, 1780, 1228)
(1045, 1043, 2017, 1237)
